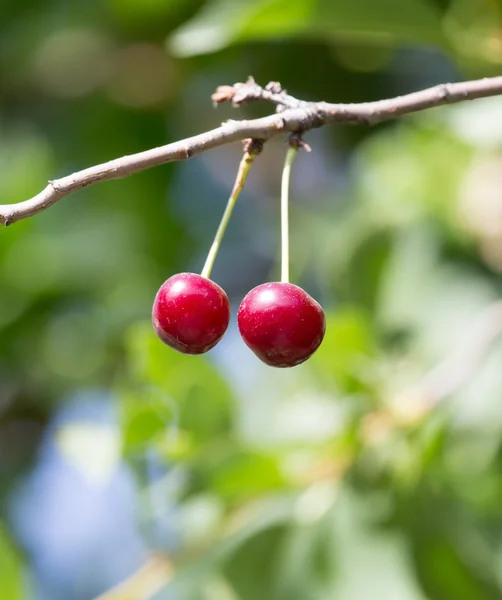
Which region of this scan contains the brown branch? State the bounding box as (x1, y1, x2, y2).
(2, 75, 502, 226)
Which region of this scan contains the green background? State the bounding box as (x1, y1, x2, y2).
(2, 0, 502, 598)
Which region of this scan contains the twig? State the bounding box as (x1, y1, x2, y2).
(212, 76, 307, 110)
(94, 554, 173, 600)
(2, 75, 502, 226)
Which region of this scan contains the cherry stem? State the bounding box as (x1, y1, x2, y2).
(281, 145, 298, 284)
(201, 151, 255, 279)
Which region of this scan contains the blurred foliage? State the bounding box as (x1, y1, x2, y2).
(3, 0, 502, 599)
(0, 523, 23, 600)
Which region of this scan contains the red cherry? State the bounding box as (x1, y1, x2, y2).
(237, 282, 326, 368)
(152, 273, 230, 354)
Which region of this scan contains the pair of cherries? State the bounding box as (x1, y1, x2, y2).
(152, 273, 325, 368)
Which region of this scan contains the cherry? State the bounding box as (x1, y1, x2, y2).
(237, 282, 326, 368)
(152, 273, 230, 354)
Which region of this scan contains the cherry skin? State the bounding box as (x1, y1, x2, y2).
(152, 273, 230, 354)
(237, 282, 326, 368)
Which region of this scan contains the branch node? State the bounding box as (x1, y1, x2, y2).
(211, 77, 299, 110)
(49, 180, 63, 193)
(265, 81, 284, 94)
(288, 133, 311, 152)
(243, 138, 265, 156)
(275, 117, 286, 131)
(211, 85, 236, 105)
(437, 83, 451, 101)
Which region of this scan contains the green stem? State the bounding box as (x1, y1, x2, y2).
(201, 152, 255, 279)
(281, 146, 298, 284)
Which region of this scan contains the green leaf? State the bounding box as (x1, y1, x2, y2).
(224, 524, 288, 600)
(0, 126, 53, 205)
(0, 525, 23, 600)
(412, 535, 500, 600)
(168, 0, 445, 57)
(314, 0, 444, 45)
(107, 0, 188, 22)
(168, 495, 299, 599)
(355, 121, 473, 229)
(444, 0, 502, 64)
(311, 307, 375, 391)
(209, 451, 286, 502)
(121, 321, 235, 449)
(274, 518, 338, 600)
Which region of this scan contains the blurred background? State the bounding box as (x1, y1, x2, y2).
(2, 0, 502, 598)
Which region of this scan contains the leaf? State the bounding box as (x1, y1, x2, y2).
(444, 0, 502, 64)
(168, 495, 299, 600)
(310, 307, 375, 391)
(107, 0, 189, 22)
(274, 517, 338, 600)
(314, 0, 444, 45)
(0, 524, 23, 600)
(168, 0, 255, 57)
(168, 0, 446, 57)
(223, 524, 288, 600)
(355, 121, 473, 228)
(412, 535, 500, 600)
(342, 231, 393, 312)
(209, 451, 286, 502)
(408, 492, 501, 600)
(121, 321, 235, 449)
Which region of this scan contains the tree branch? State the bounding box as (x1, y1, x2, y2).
(2, 75, 502, 226)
